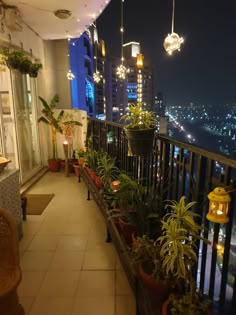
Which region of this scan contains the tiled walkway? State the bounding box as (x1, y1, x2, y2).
(18, 171, 136, 315)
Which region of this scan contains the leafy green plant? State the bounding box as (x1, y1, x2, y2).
(120, 103, 157, 129)
(38, 94, 64, 160)
(131, 235, 164, 281)
(75, 148, 86, 159)
(97, 154, 120, 191)
(158, 196, 211, 315)
(29, 62, 43, 77)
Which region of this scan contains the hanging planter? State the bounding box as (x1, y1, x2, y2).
(0, 48, 42, 76)
(125, 127, 156, 157)
(121, 103, 157, 157)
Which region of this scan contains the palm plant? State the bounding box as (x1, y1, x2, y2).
(38, 94, 64, 160)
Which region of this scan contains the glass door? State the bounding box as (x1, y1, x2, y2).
(0, 70, 18, 169)
(10, 70, 42, 184)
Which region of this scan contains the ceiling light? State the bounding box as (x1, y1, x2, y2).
(54, 9, 71, 20)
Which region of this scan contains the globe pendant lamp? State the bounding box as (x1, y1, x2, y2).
(116, 0, 127, 80)
(207, 187, 231, 224)
(164, 0, 184, 55)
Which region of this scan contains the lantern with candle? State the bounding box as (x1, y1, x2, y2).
(207, 187, 231, 224)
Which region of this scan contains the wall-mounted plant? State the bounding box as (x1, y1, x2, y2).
(0, 48, 42, 77)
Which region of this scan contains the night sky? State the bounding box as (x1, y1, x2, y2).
(97, 0, 236, 107)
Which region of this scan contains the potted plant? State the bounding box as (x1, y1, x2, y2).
(131, 234, 173, 301)
(76, 148, 86, 166)
(38, 94, 64, 172)
(120, 103, 157, 156)
(0, 48, 42, 76)
(29, 62, 43, 77)
(97, 153, 120, 192)
(158, 196, 211, 315)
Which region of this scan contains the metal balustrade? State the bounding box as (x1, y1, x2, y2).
(87, 117, 236, 314)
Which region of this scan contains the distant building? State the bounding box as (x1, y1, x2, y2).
(154, 92, 166, 116)
(105, 41, 154, 122)
(69, 31, 95, 117)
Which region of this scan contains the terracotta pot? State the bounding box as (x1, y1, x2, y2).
(48, 159, 61, 172)
(94, 175, 102, 190)
(78, 157, 84, 166)
(118, 218, 135, 247)
(138, 263, 172, 301)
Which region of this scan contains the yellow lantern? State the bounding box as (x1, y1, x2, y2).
(136, 54, 144, 69)
(110, 180, 121, 193)
(207, 187, 231, 224)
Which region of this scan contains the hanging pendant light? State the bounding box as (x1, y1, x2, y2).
(67, 39, 75, 80)
(93, 22, 102, 84)
(116, 0, 128, 80)
(164, 0, 184, 55)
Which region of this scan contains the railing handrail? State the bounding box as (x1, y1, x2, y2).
(88, 116, 236, 168)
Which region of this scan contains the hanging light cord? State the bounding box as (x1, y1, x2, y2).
(120, 0, 124, 64)
(171, 0, 175, 33)
(94, 22, 98, 72)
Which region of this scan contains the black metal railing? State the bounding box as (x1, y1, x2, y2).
(87, 117, 236, 315)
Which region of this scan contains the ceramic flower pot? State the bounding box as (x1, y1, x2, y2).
(125, 127, 156, 156)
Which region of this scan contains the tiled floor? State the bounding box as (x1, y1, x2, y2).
(18, 171, 136, 315)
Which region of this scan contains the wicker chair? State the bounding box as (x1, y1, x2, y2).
(0, 208, 24, 315)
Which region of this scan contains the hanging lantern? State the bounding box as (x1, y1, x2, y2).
(206, 187, 231, 224)
(163, 32, 184, 55)
(164, 0, 184, 56)
(136, 53, 144, 69)
(110, 180, 121, 192)
(107, 131, 113, 144)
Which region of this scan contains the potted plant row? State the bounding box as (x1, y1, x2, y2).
(78, 137, 212, 314)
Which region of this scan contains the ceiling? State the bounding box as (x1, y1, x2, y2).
(1, 0, 111, 40)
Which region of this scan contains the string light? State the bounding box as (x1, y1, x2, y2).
(164, 0, 184, 55)
(116, 0, 128, 80)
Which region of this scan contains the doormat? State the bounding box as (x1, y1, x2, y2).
(23, 193, 55, 215)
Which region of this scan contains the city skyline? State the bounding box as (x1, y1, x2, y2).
(97, 0, 236, 107)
